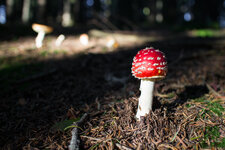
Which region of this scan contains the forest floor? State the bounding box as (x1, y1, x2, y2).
(0, 28, 225, 150)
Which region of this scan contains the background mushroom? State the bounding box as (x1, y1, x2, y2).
(79, 33, 89, 46)
(55, 34, 65, 47)
(32, 23, 53, 48)
(131, 47, 167, 120)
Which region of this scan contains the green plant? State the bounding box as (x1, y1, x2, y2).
(194, 29, 214, 38)
(195, 97, 224, 117)
(200, 126, 225, 148)
(40, 50, 49, 56)
(53, 50, 60, 54)
(52, 49, 67, 55)
(52, 118, 80, 131)
(191, 96, 225, 148)
(208, 101, 224, 117)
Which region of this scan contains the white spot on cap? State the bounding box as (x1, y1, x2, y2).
(157, 67, 167, 70)
(140, 66, 146, 70)
(136, 68, 140, 71)
(148, 68, 154, 71)
(143, 57, 147, 60)
(157, 57, 161, 60)
(153, 63, 159, 66)
(148, 63, 151, 65)
(139, 59, 142, 61)
(147, 57, 154, 60)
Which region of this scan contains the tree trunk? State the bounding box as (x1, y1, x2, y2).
(73, 0, 80, 24)
(6, 0, 14, 21)
(37, 0, 46, 23)
(62, 0, 72, 27)
(22, 0, 31, 23)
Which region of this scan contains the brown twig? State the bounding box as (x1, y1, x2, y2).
(80, 135, 102, 142)
(115, 143, 133, 150)
(176, 135, 188, 149)
(157, 144, 178, 150)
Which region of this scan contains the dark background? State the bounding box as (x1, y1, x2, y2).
(0, 0, 225, 32)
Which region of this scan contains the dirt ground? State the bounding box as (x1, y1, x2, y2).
(0, 29, 225, 150)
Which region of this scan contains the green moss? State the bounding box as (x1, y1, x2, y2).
(200, 126, 225, 148)
(191, 96, 225, 148)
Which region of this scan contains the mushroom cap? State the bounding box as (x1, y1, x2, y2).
(131, 47, 167, 81)
(32, 23, 53, 33)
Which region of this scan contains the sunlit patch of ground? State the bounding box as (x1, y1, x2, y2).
(187, 28, 225, 38)
(0, 29, 157, 60)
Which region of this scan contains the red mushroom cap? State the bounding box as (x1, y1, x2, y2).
(131, 47, 167, 80)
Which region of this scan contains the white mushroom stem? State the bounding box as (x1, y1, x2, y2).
(55, 34, 65, 47)
(35, 31, 45, 48)
(136, 79, 154, 120)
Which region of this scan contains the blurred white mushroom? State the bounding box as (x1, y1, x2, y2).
(79, 34, 89, 46)
(55, 34, 65, 47)
(32, 23, 53, 48)
(106, 37, 119, 49)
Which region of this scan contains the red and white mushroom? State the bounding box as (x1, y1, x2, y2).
(131, 47, 167, 120)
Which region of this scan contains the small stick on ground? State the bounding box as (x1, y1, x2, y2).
(115, 143, 133, 150)
(69, 113, 88, 150)
(80, 135, 102, 142)
(95, 98, 101, 110)
(157, 144, 178, 150)
(176, 135, 188, 149)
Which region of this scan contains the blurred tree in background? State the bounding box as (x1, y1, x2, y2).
(0, 0, 224, 29)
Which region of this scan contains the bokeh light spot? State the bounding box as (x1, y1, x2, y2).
(143, 7, 150, 16)
(184, 12, 192, 22)
(156, 13, 163, 22)
(0, 5, 6, 24)
(86, 0, 94, 7)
